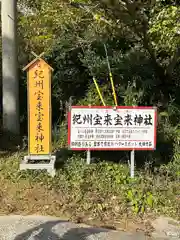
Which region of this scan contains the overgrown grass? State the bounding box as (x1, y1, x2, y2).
(0, 151, 179, 231)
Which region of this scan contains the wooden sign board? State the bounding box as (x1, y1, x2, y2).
(20, 53, 56, 177)
(23, 57, 53, 155)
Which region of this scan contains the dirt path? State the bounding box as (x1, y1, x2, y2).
(0, 215, 148, 240)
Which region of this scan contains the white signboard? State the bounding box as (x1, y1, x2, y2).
(68, 106, 157, 150)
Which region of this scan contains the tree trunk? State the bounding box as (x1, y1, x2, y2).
(1, 0, 20, 134)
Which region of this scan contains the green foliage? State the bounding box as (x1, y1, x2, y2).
(0, 154, 179, 219)
(17, 0, 180, 171)
(149, 5, 180, 56)
(126, 188, 154, 214)
(0, 0, 177, 224)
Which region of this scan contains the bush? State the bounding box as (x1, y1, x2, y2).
(0, 153, 179, 222)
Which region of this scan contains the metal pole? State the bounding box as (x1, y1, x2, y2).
(130, 150, 135, 178)
(1, 0, 20, 134)
(86, 149, 91, 164)
(86, 103, 91, 164)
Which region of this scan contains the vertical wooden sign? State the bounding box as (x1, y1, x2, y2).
(23, 56, 53, 155)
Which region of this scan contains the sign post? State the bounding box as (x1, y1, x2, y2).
(20, 52, 56, 177)
(86, 149, 91, 165)
(130, 149, 135, 178)
(86, 104, 92, 164)
(68, 106, 157, 176)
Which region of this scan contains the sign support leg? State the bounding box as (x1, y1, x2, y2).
(20, 155, 56, 177)
(86, 150, 91, 164)
(86, 103, 92, 165)
(130, 150, 135, 178)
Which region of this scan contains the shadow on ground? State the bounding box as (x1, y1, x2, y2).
(14, 220, 109, 240)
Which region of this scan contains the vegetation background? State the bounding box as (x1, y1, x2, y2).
(0, 0, 179, 231)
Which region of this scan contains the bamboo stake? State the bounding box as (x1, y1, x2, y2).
(104, 44, 118, 106)
(93, 77, 106, 106)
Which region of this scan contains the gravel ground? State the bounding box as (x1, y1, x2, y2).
(0, 215, 148, 240)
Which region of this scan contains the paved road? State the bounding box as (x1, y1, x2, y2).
(0, 215, 148, 240)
